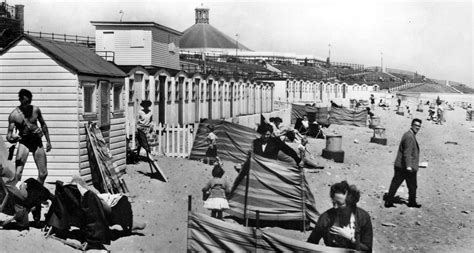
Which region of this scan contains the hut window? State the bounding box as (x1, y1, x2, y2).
(192, 82, 197, 102)
(128, 79, 134, 101)
(206, 82, 211, 100)
(154, 82, 160, 102)
(218, 83, 222, 99)
(83, 83, 96, 113)
(186, 82, 190, 101)
(130, 30, 145, 48)
(167, 81, 172, 102)
(144, 79, 150, 100)
(175, 82, 180, 102)
(113, 83, 123, 111)
(200, 82, 204, 101)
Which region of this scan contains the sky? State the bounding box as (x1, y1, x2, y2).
(6, 0, 473, 85)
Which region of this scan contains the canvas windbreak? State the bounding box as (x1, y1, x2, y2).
(329, 105, 368, 127)
(226, 154, 319, 223)
(188, 212, 354, 252)
(189, 119, 260, 164)
(291, 104, 329, 125)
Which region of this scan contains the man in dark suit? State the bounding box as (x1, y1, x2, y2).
(385, 118, 422, 208)
(253, 124, 301, 165)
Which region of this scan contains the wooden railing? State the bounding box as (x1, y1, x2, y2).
(24, 31, 95, 48)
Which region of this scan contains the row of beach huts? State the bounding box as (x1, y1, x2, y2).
(0, 21, 378, 183)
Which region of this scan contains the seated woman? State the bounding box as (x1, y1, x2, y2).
(307, 181, 372, 252)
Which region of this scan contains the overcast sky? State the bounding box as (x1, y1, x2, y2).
(7, 0, 472, 85)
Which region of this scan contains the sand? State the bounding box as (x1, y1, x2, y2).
(1, 98, 473, 252)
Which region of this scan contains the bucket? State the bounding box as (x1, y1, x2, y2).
(373, 126, 386, 138)
(326, 135, 342, 151)
(369, 117, 381, 128)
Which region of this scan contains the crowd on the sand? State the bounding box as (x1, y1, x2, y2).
(0, 89, 460, 252)
(199, 93, 433, 252)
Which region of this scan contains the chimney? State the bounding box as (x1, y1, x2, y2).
(195, 6, 209, 24)
(15, 5, 24, 32)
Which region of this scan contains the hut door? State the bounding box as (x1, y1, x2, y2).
(219, 82, 224, 119)
(98, 81, 111, 145)
(178, 77, 184, 125)
(208, 80, 213, 119)
(194, 79, 200, 122)
(342, 84, 346, 98)
(319, 83, 323, 101)
(230, 83, 234, 117)
(158, 76, 166, 124)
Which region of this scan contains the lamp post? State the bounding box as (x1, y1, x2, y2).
(235, 33, 239, 57)
(328, 44, 331, 61)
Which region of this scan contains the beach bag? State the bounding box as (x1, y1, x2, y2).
(202, 190, 210, 201)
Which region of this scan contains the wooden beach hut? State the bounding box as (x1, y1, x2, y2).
(0, 35, 127, 183)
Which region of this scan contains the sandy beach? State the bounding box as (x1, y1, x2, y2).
(1, 97, 473, 252)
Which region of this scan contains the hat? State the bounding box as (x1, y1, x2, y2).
(140, 100, 152, 108)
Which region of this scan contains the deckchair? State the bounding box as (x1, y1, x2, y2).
(135, 129, 168, 182)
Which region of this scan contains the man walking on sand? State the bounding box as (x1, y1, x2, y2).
(384, 118, 422, 208)
(6, 89, 52, 223)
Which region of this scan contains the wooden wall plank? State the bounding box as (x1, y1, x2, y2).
(0, 72, 77, 80)
(0, 79, 78, 87)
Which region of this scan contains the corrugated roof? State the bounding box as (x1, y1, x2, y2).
(180, 23, 251, 51)
(22, 35, 127, 78)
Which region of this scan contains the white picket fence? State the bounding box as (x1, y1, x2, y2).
(129, 122, 195, 158)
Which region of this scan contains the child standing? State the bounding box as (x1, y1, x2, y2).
(202, 159, 230, 219)
(205, 125, 218, 165)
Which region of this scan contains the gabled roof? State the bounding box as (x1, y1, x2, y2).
(2, 35, 127, 78)
(180, 23, 250, 51)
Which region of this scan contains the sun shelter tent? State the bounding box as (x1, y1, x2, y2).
(329, 105, 368, 127)
(189, 119, 259, 164)
(291, 103, 329, 126)
(187, 211, 353, 252)
(226, 153, 319, 229)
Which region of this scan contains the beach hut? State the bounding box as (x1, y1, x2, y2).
(0, 35, 127, 183)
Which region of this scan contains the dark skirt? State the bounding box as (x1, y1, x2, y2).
(205, 146, 217, 158)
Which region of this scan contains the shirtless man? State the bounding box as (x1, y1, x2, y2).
(6, 89, 52, 184)
(6, 89, 52, 224)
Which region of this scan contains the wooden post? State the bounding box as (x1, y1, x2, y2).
(255, 210, 260, 253)
(186, 195, 192, 252)
(243, 151, 252, 227)
(301, 167, 306, 233)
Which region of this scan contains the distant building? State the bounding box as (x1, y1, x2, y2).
(180, 6, 251, 55)
(91, 21, 183, 70)
(0, 1, 24, 49)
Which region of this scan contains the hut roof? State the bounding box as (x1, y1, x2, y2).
(2, 35, 127, 78)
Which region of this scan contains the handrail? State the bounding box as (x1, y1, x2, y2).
(24, 30, 95, 47)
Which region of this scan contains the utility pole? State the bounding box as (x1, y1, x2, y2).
(380, 51, 383, 73)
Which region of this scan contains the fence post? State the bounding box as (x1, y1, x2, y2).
(177, 123, 181, 157)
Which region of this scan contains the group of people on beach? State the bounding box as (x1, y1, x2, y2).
(198, 94, 429, 252)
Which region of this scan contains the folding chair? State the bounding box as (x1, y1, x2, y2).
(136, 130, 167, 183)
